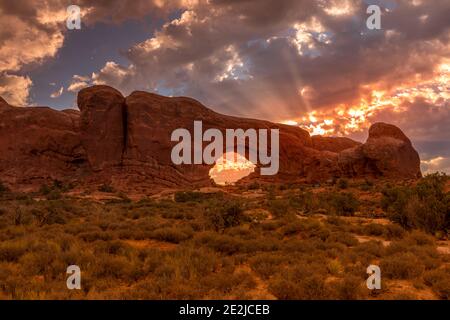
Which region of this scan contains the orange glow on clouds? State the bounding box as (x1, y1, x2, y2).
(282, 62, 449, 137)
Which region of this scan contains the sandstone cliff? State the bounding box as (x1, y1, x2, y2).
(0, 85, 422, 192)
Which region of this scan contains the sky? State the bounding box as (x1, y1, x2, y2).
(0, 0, 449, 174)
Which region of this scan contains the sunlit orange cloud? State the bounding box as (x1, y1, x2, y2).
(281, 62, 449, 137)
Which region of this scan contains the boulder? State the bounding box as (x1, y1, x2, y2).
(338, 123, 421, 178)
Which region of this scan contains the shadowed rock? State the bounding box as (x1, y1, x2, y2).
(78, 85, 125, 171)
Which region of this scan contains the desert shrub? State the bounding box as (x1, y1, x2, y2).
(0, 241, 28, 262)
(12, 207, 32, 226)
(406, 230, 435, 246)
(163, 247, 221, 280)
(363, 223, 386, 236)
(384, 240, 410, 256)
(326, 192, 359, 216)
(78, 230, 115, 242)
(423, 268, 450, 299)
(174, 191, 203, 203)
(93, 240, 133, 256)
(203, 270, 257, 295)
(204, 201, 245, 231)
(409, 245, 442, 270)
(289, 191, 318, 213)
(384, 224, 405, 239)
(280, 221, 305, 236)
(30, 206, 66, 225)
(98, 184, 115, 193)
(327, 259, 343, 275)
(18, 241, 64, 278)
(116, 192, 132, 203)
(333, 275, 364, 300)
(149, 226, 193, 243)
(269, 274, 331, 300)
(0, 181, 9, 193)
(268, 199, 290, 218)
(327, 232, 358, 247)
(194, 232, 279, 255)
(382, 173, 449, 234)
(39, 180, 73, 198)
(359, 179, 374, 191)
(353, 240, 385, 258)
(91, 254, 139, 280)
(336, 178, 349, 189)
(250, 253, 286, 279)
(194, 232, 241, 254)
(259, 220, 283, 231)
(380, 252, 425, 279)
(325, 216, 347, 227)
(161, 210, 194, 220)
(247, 182, 260, 190)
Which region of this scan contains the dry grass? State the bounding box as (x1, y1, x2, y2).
(0, 176, 448, 300)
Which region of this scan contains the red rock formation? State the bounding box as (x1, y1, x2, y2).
(0, 98, 85, 189)
(0, 86, 422, 192)
(78, 85, 125, 170)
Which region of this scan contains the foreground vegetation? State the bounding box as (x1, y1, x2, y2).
(0, 174, 448, 299)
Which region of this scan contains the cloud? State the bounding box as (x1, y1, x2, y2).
(0, 73, 32, 106)
(421, 156, 450, 175)
(0, 0, 181, 103)
(0, 2, 65, 72)
(92, 62, 136, 92)
(50, 86, 64, 98)
(90, 0, 449, 120)
(76, 0, 182, 24)
(67, 75, 91, 93)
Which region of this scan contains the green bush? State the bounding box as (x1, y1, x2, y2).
(98, 184, 115, 193)
(327, 192, 359, 216)
(268, 199, 290, 218)
(174, 191, 203, 203)
(0, 181, 9, 193)
(40, 180, 73, 196)
(204, 201, 245, 231)
(382, 173, 449, 234)
(289, 191, 318, 213)
(336, 178, 349, 189)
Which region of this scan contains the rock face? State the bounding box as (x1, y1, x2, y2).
(78, 86, 125, 171)
(0, 86, 422, 192)
(337, 123, 421, 179)
(0, 99, 85, 189)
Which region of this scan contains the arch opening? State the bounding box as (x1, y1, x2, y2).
(209, 152, 256, 186)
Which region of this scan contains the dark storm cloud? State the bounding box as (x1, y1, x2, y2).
(0, 0, 179, 104)
(91, 0, 449, 118)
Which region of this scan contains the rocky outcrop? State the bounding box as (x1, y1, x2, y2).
(0, 98, 85, 189)
(338, 123, 421, 178)
(0, 86, 422, 192)
(78, 85, 125, 171)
